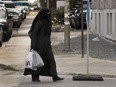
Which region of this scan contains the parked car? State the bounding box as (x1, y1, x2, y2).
(13, 1, 30, 15)
(75, 9, 87, 29)
(0, 2, 5, 7)
(0, 7, 13, 41)
(70, 8, 92, 29)
(69, 8, 78, 28)
(4, 2, 16, 8)
(15, 6, 27, 20)
(75, 9, 92, 29)
(8, 9, 22, 28)
(69, 14, 76, 28)
(0, 23, 3, 47)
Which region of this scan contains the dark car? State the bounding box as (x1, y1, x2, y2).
(0, 23, 3, 47)
(15, 6, 27, 21)
(0, 7, 13, 41)
(75, 10, 87, 29)
(75, 9, 92, 29)
(8, 9, 22, 28)
(3, 1, 26, 21)
(69, 8, 80, 29)
(69, 14, 76, 28)
(70, 9, 92, 29)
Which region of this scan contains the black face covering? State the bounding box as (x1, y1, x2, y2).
(32, 8, 51, 26)
(40, 8, 52, 35)
(40, 9, 51, 20)
(31, 8, 52, 35)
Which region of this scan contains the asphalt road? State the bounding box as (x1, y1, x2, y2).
(1, 75, 116, 87)
(13, 77, 116, 87)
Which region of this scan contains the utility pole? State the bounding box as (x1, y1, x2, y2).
(64, 0, 70, 51)
(81, 0, 84, 58)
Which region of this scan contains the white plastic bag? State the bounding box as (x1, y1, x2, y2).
(25, 49, 44, 70)
(32, 49, 44, 69)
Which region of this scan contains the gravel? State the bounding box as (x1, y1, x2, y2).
(51, 30, 116, 61)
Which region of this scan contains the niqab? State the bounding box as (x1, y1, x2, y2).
(31, 8, 52, 35)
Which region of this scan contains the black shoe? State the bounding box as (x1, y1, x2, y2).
(32, 74, 40, 82)
(32, 79, 41, 82)
(53, 76, 64, 82)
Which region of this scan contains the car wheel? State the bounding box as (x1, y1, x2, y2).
(0, 41, 2, 47)
(9, 30, 12, 39)
(3, 31, 10, 41)
(3, 35, 9, 41)
(17, 24, 20, 28)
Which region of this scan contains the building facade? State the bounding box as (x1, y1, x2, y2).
(91, 0, 116, 41)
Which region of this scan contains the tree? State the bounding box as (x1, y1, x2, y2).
(39, 0, 47, 8)
(70, 0, 80, 9)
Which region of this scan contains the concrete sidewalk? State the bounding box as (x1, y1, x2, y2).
(55, 54, 116, 77)
(0, 35, 116, 77)
(0, 33, 116, 77)
(0, 15, 116, 77)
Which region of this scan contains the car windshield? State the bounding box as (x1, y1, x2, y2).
(0, 9, 6, 18)
(9, 11, 18, 16)
(13, 2, 30, 6)
(5, 3, 16, 8)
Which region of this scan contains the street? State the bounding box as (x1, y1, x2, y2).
(1, 74, 116, 87)
(0, 15, 116, 87)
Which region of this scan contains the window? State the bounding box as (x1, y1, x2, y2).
(8, 11, 18, 16)
(0, 9, 6, 18)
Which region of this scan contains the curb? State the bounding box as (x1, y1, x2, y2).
(59, 73, 116, 78)
(0, 64, 19, 71)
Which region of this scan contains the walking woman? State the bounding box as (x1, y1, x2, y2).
(24, 8, 64, 82)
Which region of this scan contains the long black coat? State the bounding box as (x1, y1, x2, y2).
(24, 20, 58, 77)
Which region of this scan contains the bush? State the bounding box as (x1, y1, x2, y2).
(55, 6, 64, 24)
